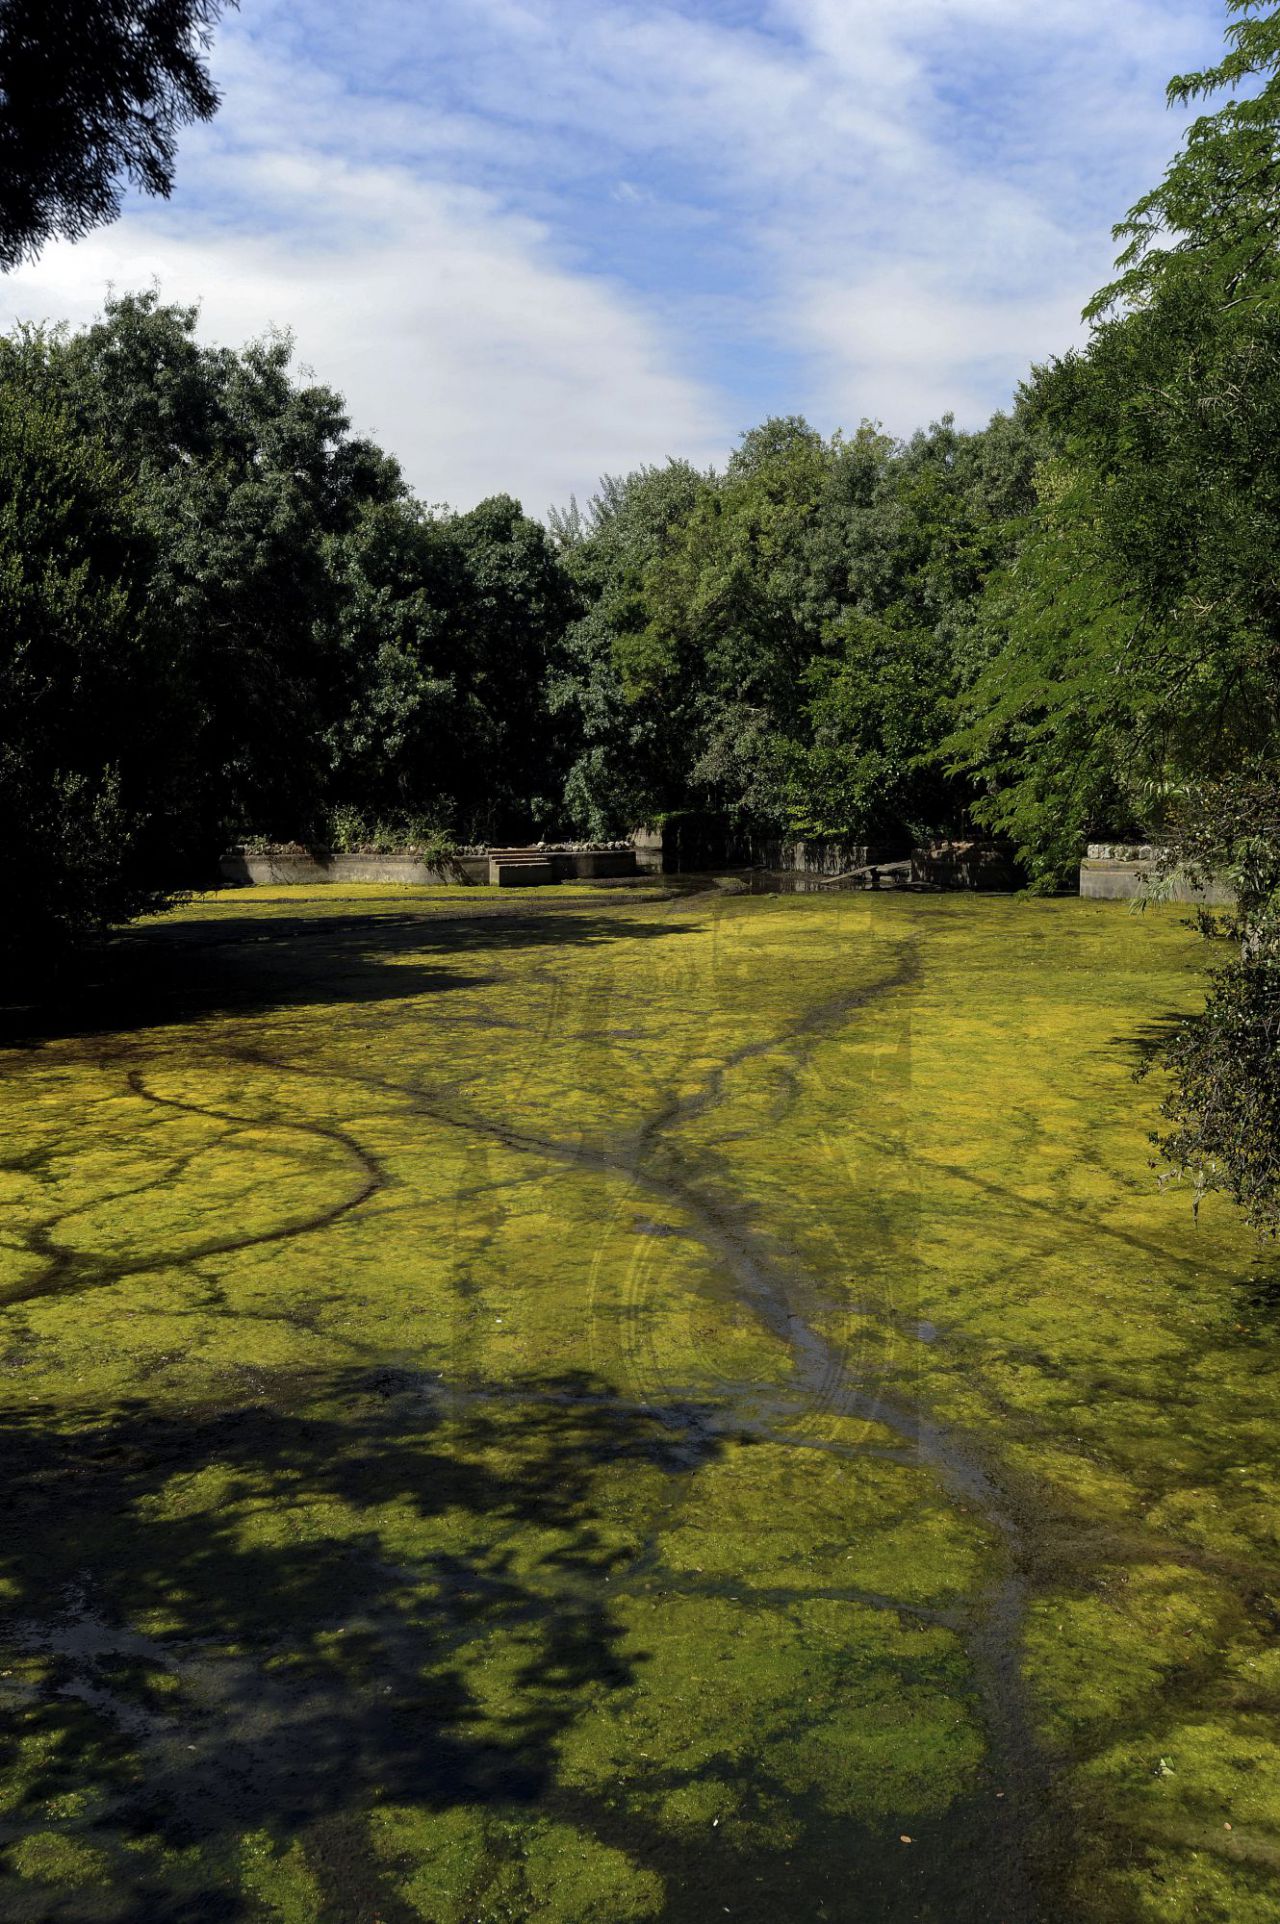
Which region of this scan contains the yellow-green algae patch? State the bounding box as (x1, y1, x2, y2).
(0, 885, 1275, 1920)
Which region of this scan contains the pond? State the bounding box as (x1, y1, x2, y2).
(0, 887, 1275, 1923)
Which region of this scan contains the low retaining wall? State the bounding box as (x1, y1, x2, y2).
(221, 847, 642, 889)
(220, 852, 488, 886)
(491, 857, 556, 887)
(1079, 846, 1234, 906)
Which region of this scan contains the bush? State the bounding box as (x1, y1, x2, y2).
(1149, 950, 1280, 1234)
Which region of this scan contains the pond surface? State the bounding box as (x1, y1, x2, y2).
(1, 887, 1276, 1923)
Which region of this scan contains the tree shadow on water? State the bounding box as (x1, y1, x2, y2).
(1105, 1008, 1189, 1070)
(0, 1368, 724, 1922)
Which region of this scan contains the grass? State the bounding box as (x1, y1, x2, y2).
(0, 886, 1273, 1921)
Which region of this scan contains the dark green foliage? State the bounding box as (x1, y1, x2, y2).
(0, 381, 191, 976)
(1092, 1, 1280, 316)
(789, 613, 954, 846)
(788, 413, 1036, 847)
(553, 415, 1035, 847)
(326, 492, 576, 844)
(0, 295, 580, 976)
(0, 0, 232, 269)
(952, 270, 1280, 886)
(549, 460, 713, 838)
(1138, 774, 1280, 1232)
(1054, 1, 1280, 1229)
(33, 292, 411, 843)
(448, 494, 579, 840)
(0, 296, 1046, 966)
(1153, 772, 1280, 920)
(1149, 952, 1280, 1233)
(322, 498, 465, 830)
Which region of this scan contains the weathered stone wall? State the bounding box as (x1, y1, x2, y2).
(768, 839, 883, 876)
(1079, 846, 1234, 905)
(490, 857, 556, 887)
(629, 827, 664, 873)
(221, 847, 641, 888)
(220, 852, 489, 887)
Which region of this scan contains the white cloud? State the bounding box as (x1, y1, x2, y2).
(804, 269, 1082, 432)
(0, 0, 1233, 495)
(0, 155, 727, 514)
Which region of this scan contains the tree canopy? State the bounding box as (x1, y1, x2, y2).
(1092, 0, 1280, 316)
(0, 0, 232, 269)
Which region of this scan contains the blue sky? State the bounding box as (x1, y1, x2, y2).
(0, 0, 1230, 512)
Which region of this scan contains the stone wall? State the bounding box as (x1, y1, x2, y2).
(1079, 846, 1234, 905)
(220, 852, 489, 887)
(221, 847, 642, 888)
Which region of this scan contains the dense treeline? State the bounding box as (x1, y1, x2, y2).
(0, 294, 575, 968)
(4, 0, 1280, 1226)
(0, 291, 1051, 979)
(549, 412, 1038, 850)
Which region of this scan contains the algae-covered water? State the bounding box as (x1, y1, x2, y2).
(1, 886, 1277, 1923)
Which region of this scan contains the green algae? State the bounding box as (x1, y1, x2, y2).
(1, 885, 1276, 1920)
(369, 1805, 664, 1923)
(10, 1830, 113, 1887)
(239, 1831, 327, 1923)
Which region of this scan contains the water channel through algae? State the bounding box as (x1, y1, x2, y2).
(1, 885, 1277, 1923)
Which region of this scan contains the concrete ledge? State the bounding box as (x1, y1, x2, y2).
(221, 846, 646, 890)
(488, 847, 640, 884)
(220, 853, 488, 886)
(491, 858, 556, 887)
(1079, 857, 1234, 905)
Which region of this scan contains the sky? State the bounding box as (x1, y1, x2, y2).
(0, 0, 1232, 515)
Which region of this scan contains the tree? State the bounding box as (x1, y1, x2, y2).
(952, 4, 1280, 883)
(954, 0, 1280, 1232)
(620, 419, 836, 836)
(789, 413, 1036, 849)
(1150, 946, 1280, 1232)
(447, 494, 579, 840)
(549, 461, 712, 838)
(1091, 1, 1280, 317)
(1131, 772, 1280, 1234)
(322, 496, 465, 833)
(0, 381, 193, 978)
(552, 413, 1035, 850)
(26, 292, 410, 843)
(1, 295, 584, 894)
(0, 0, 233, 270)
